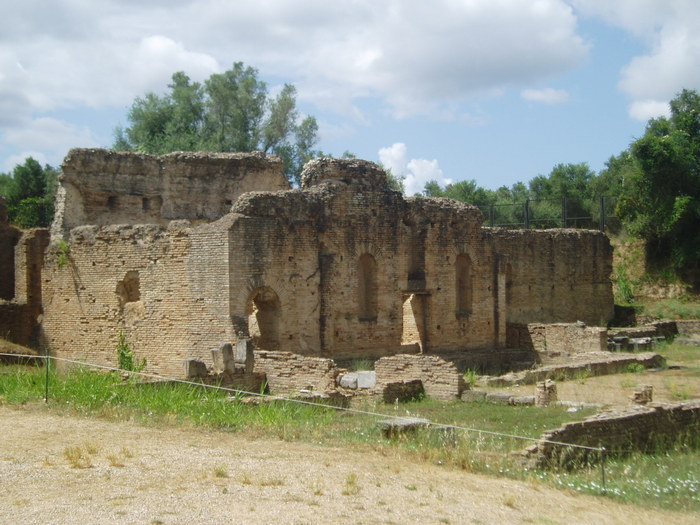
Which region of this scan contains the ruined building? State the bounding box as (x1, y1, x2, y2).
(1, 148, 614, 392)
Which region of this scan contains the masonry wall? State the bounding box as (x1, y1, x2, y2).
(40, 223, 232, 376)
(0, 224, 49, 347)
(374, 354, 466, 401)
(525, 401, 700, 468)
(53, 149, 289, 237)
(253, 350, 339, 395)
(0, 197, 20, 300)
(489, 228, 614, 327)
(506, 323, 608, 353)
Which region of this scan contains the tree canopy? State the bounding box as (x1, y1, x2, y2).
(0, 158, 58, 228)
(616, 89, 700, 271)
(114, 62, 320, 185)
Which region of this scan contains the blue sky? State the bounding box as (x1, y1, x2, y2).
(1, 1, 699, 194)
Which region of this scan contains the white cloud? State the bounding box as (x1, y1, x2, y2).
(628, 100, 671, 122)
(572, 0, 700, 118)
(521, 88, 570, 105)
(2, 117, 100, 169)
(378, 143, 451, 196)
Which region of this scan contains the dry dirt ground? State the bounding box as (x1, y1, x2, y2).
(0, 405, 697, 525)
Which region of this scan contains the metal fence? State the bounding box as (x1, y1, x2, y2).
(477, 196, 619, 232)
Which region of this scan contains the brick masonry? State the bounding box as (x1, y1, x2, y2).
(32, 152, 617, 387)
(523, 400, 700, 468)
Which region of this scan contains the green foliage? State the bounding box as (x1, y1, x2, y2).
(644, 298, 700, 320)
(613, 265, 636, 305)
(0, 157, 58, 228)
(116, 332, 146, 373)
(616, 89, 700, 273)
(56, 240, 70, 268)
(463, 369, 478, 388)
(114, 62, 320, 185)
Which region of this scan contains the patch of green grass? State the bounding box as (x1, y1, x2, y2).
(534, 446, 700, 511)
(642, 298, 700, 320)
(348, 358, 374, 371)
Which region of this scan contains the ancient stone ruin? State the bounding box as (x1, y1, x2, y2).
(1, 148, 616, 398)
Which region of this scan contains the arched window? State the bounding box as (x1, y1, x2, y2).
(456, 253, 472, 316)
(358, 253, 378, 320)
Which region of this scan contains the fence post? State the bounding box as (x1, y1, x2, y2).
(44, 351, 50, 403)
(562, 197, 567, 228)
(524, 199, 530, 229)
(599, 196, 606, 232)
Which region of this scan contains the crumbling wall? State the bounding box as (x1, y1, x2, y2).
(0, 207, 49, 346)
(227, 158, 499, 360)
(374, 354, 466, 401)
(524, 401, 700, 468)
(506, 323, 607, 353)
(489, 228, 614, 326)
(253, 350, 339, 395)
(0, 197, 20, 300)
(40, 223, 232, 376)
(53, 149, 289, 238)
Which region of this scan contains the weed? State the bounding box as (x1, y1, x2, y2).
(213, 465, 229, 478)
(664, 379, 693, 401)
(502, 494, 517, 508)
(619, 377, 637, 388)
(613, 265, 636, 305)
(342, 473, 360, 496)
(349, 358, 374, 371)
(405, 484, 417, 491)
(55, 240, 70, 269)
(63, 445, 94, 469)
(463, 369, 478, 388)
(116, 332, 146, 373)
(107, 454, 125, 467)
(625, 363, 646, 374)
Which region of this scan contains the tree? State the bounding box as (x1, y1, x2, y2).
(115, 62, 320, 185)
(0, 158, 58, 228)
(616, 89, 700, 272)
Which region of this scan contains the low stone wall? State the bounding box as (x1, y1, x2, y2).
(506, 323, 607, 354)
(676, 320, 700, 337)
(488, 352, 664, 386)
(374, 354, 466, 401)
(523, 400, 700, 469)
(253, 350, 339, 395)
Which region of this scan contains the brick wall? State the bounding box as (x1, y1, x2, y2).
(489, 228, 614, 326)
(53, 149, 289, 237)
(374, 354, 466, 401)
(253, 350, 339, 395)
(40, 223, 232, 376)
(524, 401, 700, 468)
(506, 323, 607, 353)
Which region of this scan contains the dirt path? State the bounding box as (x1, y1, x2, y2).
(0, 405, 696, 525)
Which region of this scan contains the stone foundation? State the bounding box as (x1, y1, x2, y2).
(374, 354, 466, 401)
(523, 401, 700, 469)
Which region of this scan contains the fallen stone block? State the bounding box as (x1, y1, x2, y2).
(356, 371, 376, 389)
(377, 417, 430, 438)
(461, 390, 487, 402)
(510, 396, 535, 406)
(486, 392, 513, 404)
(338, 373, 358, 389)
(184, 359, 208, 379)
